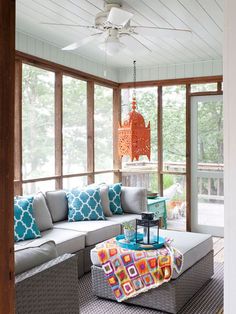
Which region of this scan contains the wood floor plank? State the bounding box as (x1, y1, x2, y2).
(214, 249, 224, 263)
(213, 237, 221, 244)
(213, 238, 224, 256)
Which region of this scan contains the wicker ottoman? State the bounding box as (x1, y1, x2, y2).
(90, 230, 214, 314)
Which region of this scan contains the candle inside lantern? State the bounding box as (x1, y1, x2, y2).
(136, 212, 160, 245)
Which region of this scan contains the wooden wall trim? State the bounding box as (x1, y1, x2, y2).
(15, 51, 119, 88)
(186, 84, 191, 232)
(113, 87, 122, 182)
(87, 81, 95, 184)
(55, 72, 63, 189)
(15, 52, 223, 90)
(0, 0, 15, 313)
(119, 75, 223, 89)
(190, 91, 223, 96)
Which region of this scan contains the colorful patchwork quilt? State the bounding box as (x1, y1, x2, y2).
(96, 237, 183, 302)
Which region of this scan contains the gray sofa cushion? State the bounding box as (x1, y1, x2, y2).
(160, 230, 213, 278)
(32, 192, 53, 231)
(90, 229, 213, 279)
(87, 183, 113, 217)
(107, 213, 141, 231)
(99, 184, 113, 217)
(41, 228, 85, 255)
(45, 190, 68, 222)
(121, 186, 147, 214)
(54, 220, 121, 246)
(14, 240, 58, 275)
(107, 213, 142, 234)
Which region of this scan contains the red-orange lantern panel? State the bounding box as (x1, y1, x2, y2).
(118, 109, 151, 161)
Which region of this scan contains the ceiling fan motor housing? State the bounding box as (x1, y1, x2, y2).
(95, 4, 121, 27)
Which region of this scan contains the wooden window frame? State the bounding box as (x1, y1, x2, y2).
(15, 52, 119, 194)
(119, 76, 223, 232)
(14, 51, 223, 232)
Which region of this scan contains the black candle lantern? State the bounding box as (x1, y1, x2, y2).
(135, 212, 160, 245)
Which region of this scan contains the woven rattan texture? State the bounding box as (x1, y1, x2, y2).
(16, 254, 80, 314)
(79, 261, 223, 314)
(91, 251, 218, 314)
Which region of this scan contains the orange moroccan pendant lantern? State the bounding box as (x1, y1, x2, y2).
(118, 61, 151, 161)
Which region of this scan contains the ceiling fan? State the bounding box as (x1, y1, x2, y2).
(41, 3, 192, 56)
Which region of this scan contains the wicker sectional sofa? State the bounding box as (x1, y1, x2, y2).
(15, 186, 147, 313)
(14, 186, 147, 277)
(14, 186, 213, 314)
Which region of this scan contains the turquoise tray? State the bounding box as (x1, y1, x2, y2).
(116, 234, 165, 251)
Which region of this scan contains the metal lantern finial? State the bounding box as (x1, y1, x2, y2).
(118, 61, 151, 161)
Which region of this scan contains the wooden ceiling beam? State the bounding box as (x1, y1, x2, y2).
(119, 75, 223, 89)
(15, 51, 119, 88)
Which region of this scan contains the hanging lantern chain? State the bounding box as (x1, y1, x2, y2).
(133, 60, 136, 97)
(132, 60, 137, 110)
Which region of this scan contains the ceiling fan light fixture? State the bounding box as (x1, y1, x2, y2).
(99, 36, 125, 56)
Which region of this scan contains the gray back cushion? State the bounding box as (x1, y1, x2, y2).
(121, 186, 147, 214)
(99, 184, 113, 217)
(87, 183, 113, 217)
(32, 192, 53, 231)
(45, 190, 68, 222)
(15, 240, 58, 275)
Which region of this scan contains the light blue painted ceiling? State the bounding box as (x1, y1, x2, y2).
(16, 0, 223, 69)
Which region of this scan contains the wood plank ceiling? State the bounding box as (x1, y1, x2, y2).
(16, 0, 223, 68)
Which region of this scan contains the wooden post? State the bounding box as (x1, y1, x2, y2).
(55, 72, 63, 189)
(0, 0, 15, 313)
(87, 81, 95, 184)
(14, 59, 23, 195)
(113, 87, 122, 183)
(157, 86, 163, 196)
(186, 84, 191, 232)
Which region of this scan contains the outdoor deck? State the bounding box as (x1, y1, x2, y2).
(168, 202, 224, 231)
(122, 161, 224, 234)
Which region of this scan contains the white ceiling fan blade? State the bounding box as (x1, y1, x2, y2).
(123, 47, 133, 56)
(62, 33, 103, 50)
(107, 7, 133, 27)
(133, 26, 192, 40)
(41, 22, 97, 30)
(120, 34, 151, 55)
(62, 42, 80, 51)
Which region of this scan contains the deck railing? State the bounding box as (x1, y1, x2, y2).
(121, 161, 224, 202)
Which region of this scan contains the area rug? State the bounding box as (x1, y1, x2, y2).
(79, 263, 223, 314)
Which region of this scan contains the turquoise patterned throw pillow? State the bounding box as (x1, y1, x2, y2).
(108, 183, 123, 215)
(66, 188, 105, 222)
(14, 196, 41, 242)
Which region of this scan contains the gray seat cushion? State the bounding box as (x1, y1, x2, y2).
(54, 220, 121, 246)
(107, 213, 141, 223)
(107, 213, 141, 231)
(32, 192, 53, 231)
(90, 229, 213, 279)
(160, 230, 213, 278)
(45, 190, 68, 222)
(40, 228, 85, 255)
(121, 187, 147, 214)
(14, 239, 58, 275)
